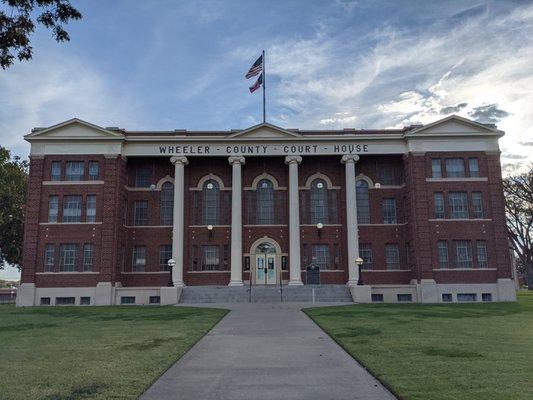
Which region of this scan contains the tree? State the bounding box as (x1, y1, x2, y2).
(0, 0, 82, 69)
(0, 146, 28, 270)
(503, 164, 533, 289)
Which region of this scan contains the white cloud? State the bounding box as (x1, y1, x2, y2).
(0, 50, 143, 157)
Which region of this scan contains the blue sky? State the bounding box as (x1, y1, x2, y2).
(1, 0, 533, 280)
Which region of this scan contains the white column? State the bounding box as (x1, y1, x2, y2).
(228, 156, 245, 286)
(285, 155, 303, 286)
(342, 154, 360, 286)
(171, 156, 188, 287)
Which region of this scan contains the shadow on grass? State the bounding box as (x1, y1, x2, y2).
(0, 322, 58, 332)
(421, 347, 484, 359)
(119, 337, 181, 351)
(42, 383, 109, 400)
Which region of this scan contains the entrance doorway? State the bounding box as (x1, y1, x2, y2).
(255, 242, 276, 285)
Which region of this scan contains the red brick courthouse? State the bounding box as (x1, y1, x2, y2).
(16, 115, 516, 306)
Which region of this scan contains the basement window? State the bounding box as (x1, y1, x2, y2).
(40, 297, 51, 305)
(80, 297, 91, 305)
(121, 296, 136, 305)
(371, 294, 384, 302)
(149, 296, 161, 304)
(442, 293, 453, 302)
(397, 294, 412, 302)
(55, 297, 75, 305)
(457, 293, 477, 302)
(482, 293, 492, 302)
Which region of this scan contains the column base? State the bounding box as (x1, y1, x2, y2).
(346, 279, 359, 287)
(228, 280, 244, 287)
(288, 280, 303, 286)
(173, 281, 185, 288)
(161, 286, 182, 305)
(349, 285, 372, 303)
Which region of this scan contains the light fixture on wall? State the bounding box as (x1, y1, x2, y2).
(374, 182, 381, 189)
(207, 224, 214, 239)
(167, 258, 176, 287)
(150, 184, 156, 191)
(355, 257, 364, 286)
(316, 222, 323, 237)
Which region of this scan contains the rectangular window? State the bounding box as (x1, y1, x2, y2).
(59, 244, 78, 272)
(445, 158, 465, 178)
(121, 296, 136, 304)
(437, 241, 449, 268)
(457, 293, 477, 302)
(80, 297, 91, 305)
(468, 158, 479, 177)
(40, 297, 51, 305)
(149, 296, 161, 304)
(482, 293, 492, 302)
(371, 293, 384, 302)
(434, 193, 445, 219)
(378, 164, 395, 185)
(359, 243, 373, 270)
(88, 161, 99, 180)
(385, 244, 400, 270)
(62, 195, 82, 222)
(448, 192, 468, 219)
(48, 196, 59, 222)
(442, 293, 453, 302)
(382, 198, 397, 224)
(86, 195, 96, 222)
(134, 201, 148, 226)
(397, 294, 412, 302)
(455, 241, 473, 268)
(476, 241, 488, 268)
(51, 161, 61, 181)
(135, 168, 151, 187)
(431, 158, 442, 178)
(312, 244, 329, 270)
(159, 245, 172, 271)
(83, 244, 94, 272)
(472, 192, 484, 218)
(55, 297, 75, 305)
(44, 244, 55, 272)
(202, 245, 219, 271)
(65, 161, 84, 181)
(132, 246, 146, 272)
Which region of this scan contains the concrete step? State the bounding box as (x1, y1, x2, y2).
(179, 285, 353, 304)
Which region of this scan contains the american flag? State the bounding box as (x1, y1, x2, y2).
(249, 73, 263, 93)
(245, 55, 263, 79)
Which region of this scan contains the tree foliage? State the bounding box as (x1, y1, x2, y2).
(503, 164, 533, 289)
(0, 0, 82, 69)
(0, 146, 28, 270)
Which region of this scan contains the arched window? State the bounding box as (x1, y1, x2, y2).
(160, 182, 174, 225)
(356, 180, 370, 224)
(203, 179, 220, 225)
(310, 178, 328, 223)
(257, 179, 274, 224)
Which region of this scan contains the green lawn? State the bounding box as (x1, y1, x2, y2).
(0, 305, 228, 400)
(305, 291, 533, 400)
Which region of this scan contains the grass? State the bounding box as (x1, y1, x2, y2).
(305, 291, 533, 400)
(0, 305, 228, 400)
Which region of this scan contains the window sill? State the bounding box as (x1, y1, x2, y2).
(426, 177, 487, 182)
(428, 218, 492, 222)
(433, 268, 497, 271)
(361, 269, 411, 272)
(120, 271, 169, 274)
(124, 225, 172, 228)
(43, 180, 104, 185)
(358, 223, 408, 226)
(187, 270, 230, 273)
(40, 222, 102, 225)
(36, 272, 99, 275)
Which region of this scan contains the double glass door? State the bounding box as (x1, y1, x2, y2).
(255, 243, 276, 285)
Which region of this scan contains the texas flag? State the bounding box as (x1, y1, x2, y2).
(249, 73, 263, 93)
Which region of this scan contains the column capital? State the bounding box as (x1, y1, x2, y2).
(228, 156, 245, 165)
(170, 156, 188, 166)
(341, 154, 360, 164)
(285, 155, 302, 165)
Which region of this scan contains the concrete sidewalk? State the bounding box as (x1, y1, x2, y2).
(140, 302, 396, 400)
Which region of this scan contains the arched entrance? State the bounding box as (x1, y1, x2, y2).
(249, 237, 282, 285)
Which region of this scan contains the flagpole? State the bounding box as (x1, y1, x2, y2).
(262, 49, 266, 124)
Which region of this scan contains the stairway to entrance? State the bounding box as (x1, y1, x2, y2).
(179, 284, 353, 304)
